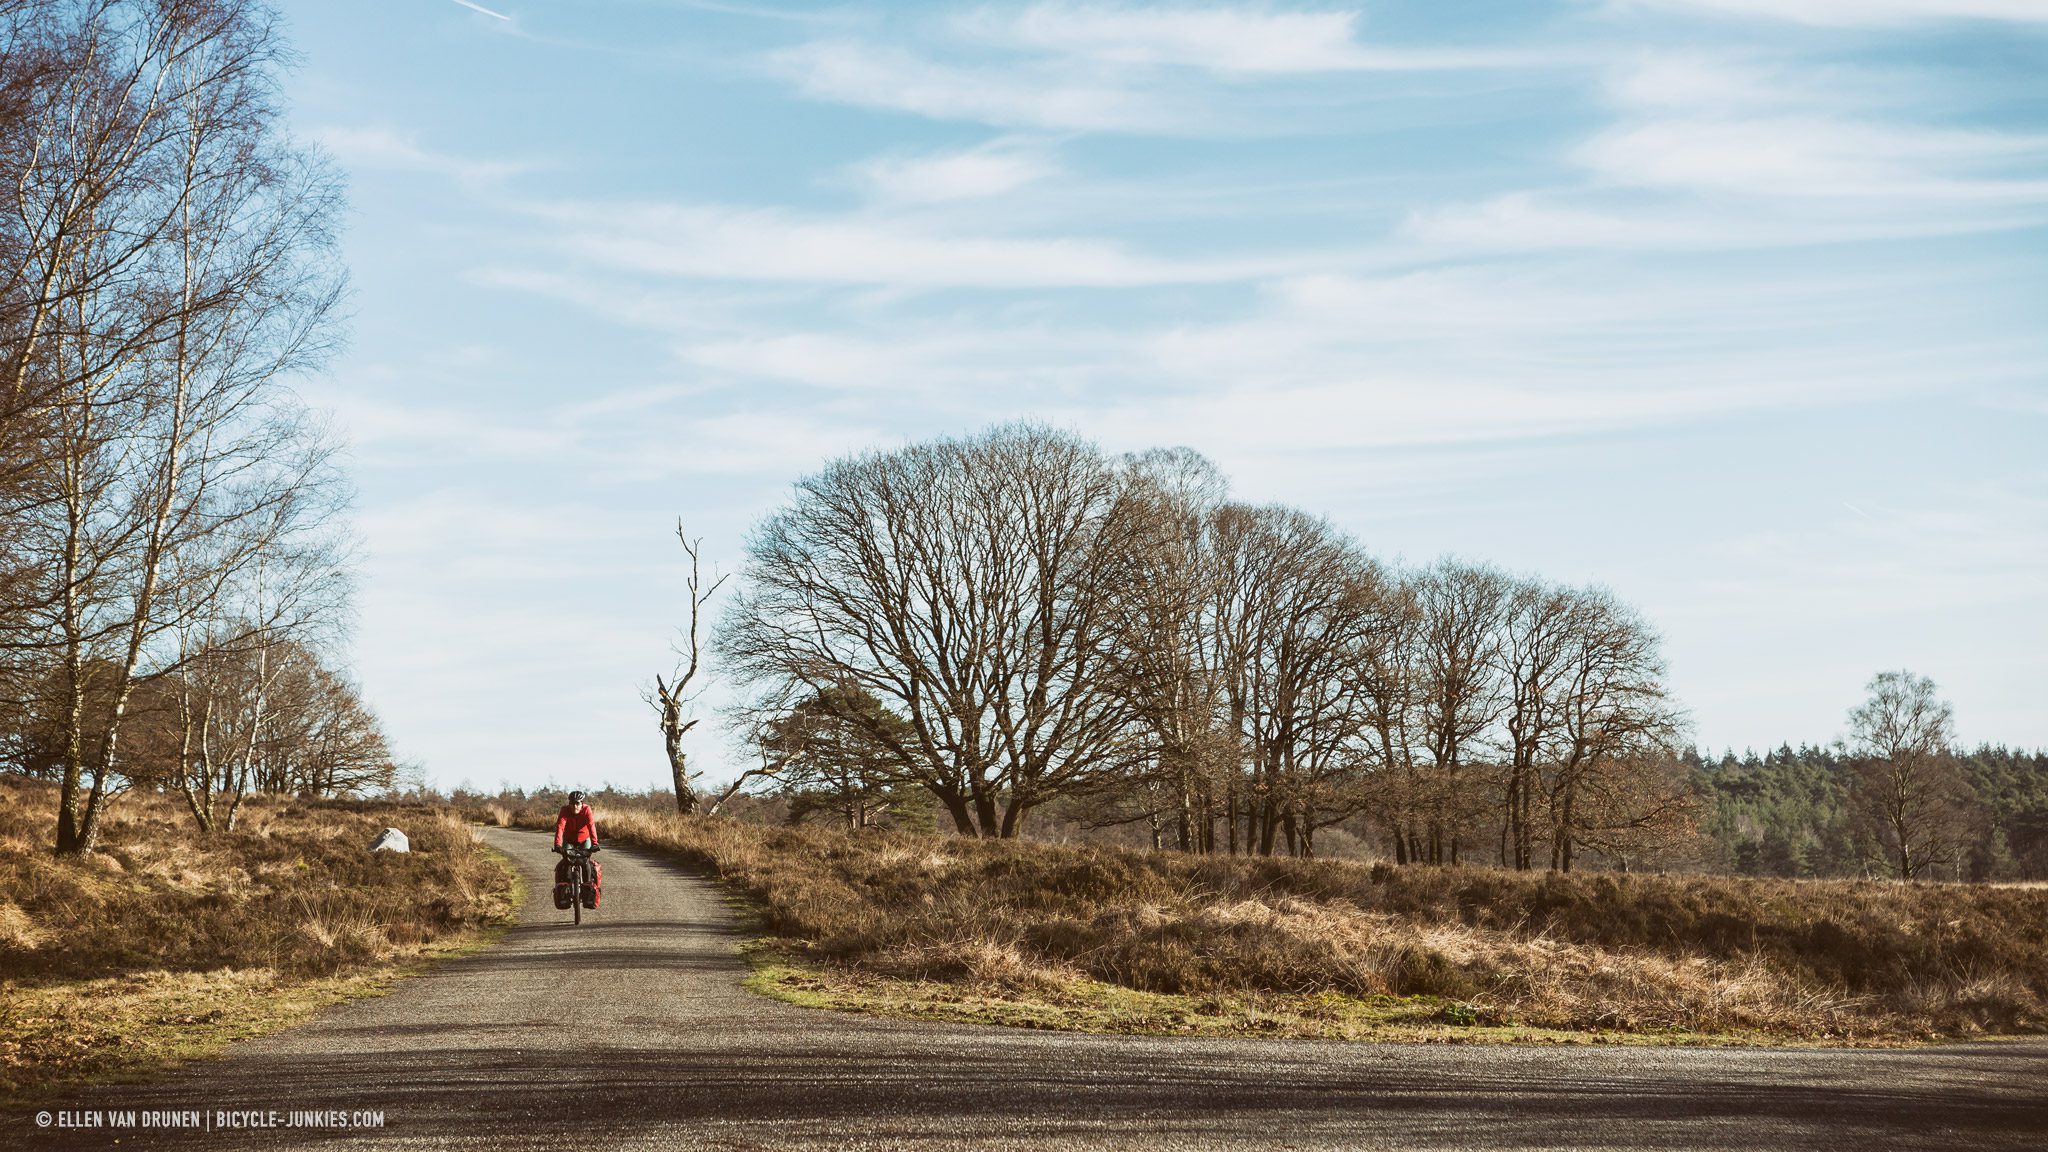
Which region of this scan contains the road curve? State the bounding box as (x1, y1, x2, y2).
(17, 826, 2048, 1151)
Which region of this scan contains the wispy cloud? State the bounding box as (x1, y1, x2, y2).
(449, 0, 511, 21)
(543, 201, 1291, 288)
(851, 138, 1062, 204)
(1688, 485, 2048, 621)
(768, 40, 1181, 132)
(1578, 115, 2048, 203)
(767, 2, 1544, 133)
(1409, 54, 2048, 251)
(956, 2, 1525, 74)
(314, 127, 529, 184)
(1618, 0, 2048, 27)
(663, 0, 851, 23)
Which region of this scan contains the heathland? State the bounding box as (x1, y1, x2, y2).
(0, 778, 516, 1103)
(501, 798, 2048, 1047)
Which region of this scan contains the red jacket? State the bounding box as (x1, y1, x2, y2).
(554, 803, 599, 849)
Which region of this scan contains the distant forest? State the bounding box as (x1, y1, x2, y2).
(1693, 745, 2048, 882)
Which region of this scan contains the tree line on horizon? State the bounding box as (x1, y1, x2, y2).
(1695, 741, 2048, 882)
(691, 424, 2025, 881)
(709, 424, 1691, 873)
(0, 0, 386, 851)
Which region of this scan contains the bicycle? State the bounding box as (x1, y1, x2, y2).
(554, 843, 601, 925)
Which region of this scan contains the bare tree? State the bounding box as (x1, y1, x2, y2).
(1097, 448, 1230, 852)
(1543, 587, 1686, 872)
(1205, 505, 1391, 857)
(0, 0, 344, 853)
(721, 425, 1144, 838)
(649, 522, 726, 815)
(1354, 574, 1426, 863)
(1407, 561, 1509, 865)
(1847, 670, 1973, 880)
(1495, 578, 1583, 870)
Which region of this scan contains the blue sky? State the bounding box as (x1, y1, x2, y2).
(274, 0, 2048, 791)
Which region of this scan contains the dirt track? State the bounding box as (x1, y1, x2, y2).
(17, 827, 2048, 1150)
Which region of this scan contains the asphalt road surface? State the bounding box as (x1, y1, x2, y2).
(19, 827, 2048, 1150)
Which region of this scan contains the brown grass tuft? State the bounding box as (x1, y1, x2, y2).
(1, 777, 519, 1102)
(0, 780, 513, 981)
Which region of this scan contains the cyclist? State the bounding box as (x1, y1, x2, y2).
(552, 790, 602, 907)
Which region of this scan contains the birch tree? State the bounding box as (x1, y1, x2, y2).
(0, 0, 344, 852)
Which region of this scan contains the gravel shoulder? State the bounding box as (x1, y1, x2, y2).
(13, 827, 2047, 1151)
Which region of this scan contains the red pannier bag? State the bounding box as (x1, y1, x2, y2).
(551, 854, 601, 909)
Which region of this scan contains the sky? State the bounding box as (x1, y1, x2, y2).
(272, 0, 2048, 792)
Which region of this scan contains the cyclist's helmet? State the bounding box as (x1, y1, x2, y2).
(568, 790, 585, 807)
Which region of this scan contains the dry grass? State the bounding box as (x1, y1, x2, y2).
(539, 805, 2048, 1044)
(0, 777, 518, 1101)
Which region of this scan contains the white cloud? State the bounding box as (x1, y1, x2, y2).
(1604, 54, 1878, 116)
(1579, 116, 2048, 202)
(959, 2, 1517, 73)
(626, 254, 2028, 458)
(313, 127, 528, 184)
(768, 40, 1179, 132)
(681, 324, 1144, 395)
(1408, 191, 1924, 251)
(1621, 0, 2048, 27)
(323, 394, 575, 463)
(1083, 375, 1776, 454)
(1679, 487, 2048, 623)
(852, 139, 1061, 204)
(767, 5, 1539, 133)
(546, 201, 1286, 288)
(1409, 54, 2048, 252)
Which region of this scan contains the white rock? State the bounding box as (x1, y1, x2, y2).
(369, 827, 410, 853)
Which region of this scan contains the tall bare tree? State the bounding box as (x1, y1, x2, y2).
(1543, 587, 1686, 872)
(1096, 448, 1230, 851)
(1354, 574, 1426, 862)
(1407, 561, 1509, 865)
(1206, 505, 1392, 856)
(1847, 670, 1973, 880)
(0, 0, 345, 852)
(1495, 578, 1582, 870)
(721, 425, 1144, 837)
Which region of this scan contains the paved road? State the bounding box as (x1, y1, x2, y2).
(18, 828, 2048, 1150)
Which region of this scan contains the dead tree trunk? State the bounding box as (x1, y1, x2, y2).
(650, 523, 726, 816)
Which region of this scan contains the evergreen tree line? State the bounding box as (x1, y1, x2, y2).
(1694, 743, 2048, 882)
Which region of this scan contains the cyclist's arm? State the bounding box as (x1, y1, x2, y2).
(554, 808, 567, 848)
(588, 813, 599, 848)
